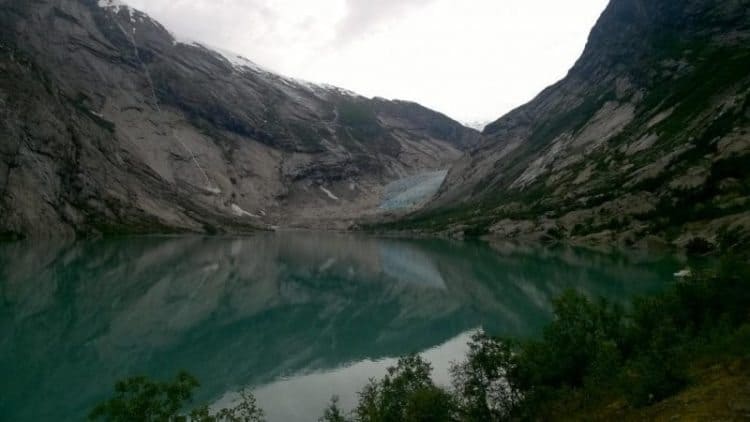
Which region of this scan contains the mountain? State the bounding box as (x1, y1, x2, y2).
(388, 0, 750, 253)
(463, 120, 492, 132)
(0, 0, 479, 238)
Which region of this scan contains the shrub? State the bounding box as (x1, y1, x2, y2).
(354, 355, 455, 422)
(450, 271, 747, 418)
(450, 332, 521, 421)
(212, 389, 265, 422)
(319, 396, 348, 422)
(685, 236, 714, 255)
(515, 292, 625, 391)
(89, 371, 200, 421)
(403, 386, 455, 422)
(90, 372, 265, 422)
(623, 344, 687, 406)
(717, 226, 747, 252)
(93, 270, 749, 422)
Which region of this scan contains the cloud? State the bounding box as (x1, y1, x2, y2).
(121, 0, 609, 122)
(334, 0, 437, 45)
(127, 0, 275, 45)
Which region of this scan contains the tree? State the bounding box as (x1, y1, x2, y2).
(319, 396, 349, 422)
(213, 389, 265, 422)
(89, 371, 200, 421)
(450, 332, 521, 421)
(354, 354, 456, 422)
(90, 372, 264, 422)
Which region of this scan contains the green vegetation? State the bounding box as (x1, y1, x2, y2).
(94, 268, 749, 421)
(370, 39, 750, 247)
(0, 230, 24, 241)
(350, 355, 456, 422)
(497, 267, 747, 418)
(319, 397, 348, 422)
(287, 121, 329, 151)
(337, 100, 380, 130)
(337, 268, 749, 420)
(335, 98, 402, 154)
(89, 372, 264, 422)
(646, 47, 750, 145)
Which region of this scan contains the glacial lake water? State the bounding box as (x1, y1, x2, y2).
(0, 232, 690, 421)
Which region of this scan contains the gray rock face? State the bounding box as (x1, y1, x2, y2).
(0, 0, 479, 238)
(401, 0, 750, 252)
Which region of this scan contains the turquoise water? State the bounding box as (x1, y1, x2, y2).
(0, 233, 685, 421)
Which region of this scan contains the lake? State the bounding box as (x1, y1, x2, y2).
(0, 232, 687, 421)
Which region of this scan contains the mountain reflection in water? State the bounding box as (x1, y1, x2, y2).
(0, 233, 683, 421)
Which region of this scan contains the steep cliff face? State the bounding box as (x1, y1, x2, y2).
(393, 0, 750, 252)
(0, 0, 478, 238)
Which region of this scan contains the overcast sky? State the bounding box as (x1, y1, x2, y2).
(126, 0, 609, 125)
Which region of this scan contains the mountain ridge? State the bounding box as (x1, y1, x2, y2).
(0, 0, 478, 238)
(380, 0, 750, 254)
(2, 0, 749, 253)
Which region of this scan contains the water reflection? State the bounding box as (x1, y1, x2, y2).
(0, 233, 682, 421)
(225, 331, 476, 422)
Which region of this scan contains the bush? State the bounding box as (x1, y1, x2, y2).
(450, 332, 521, 421)
(211, 389, 265, 422)
(93, 271, 749, 422)
(319, 396, 347, 422)
(90, 372, 265, 422)
(89, 371, 200, 421)
(582, 339, 623, 397)
(449, 270, 748, 418)
(685, 237, 714, 255)
(354, 355, 455, 422)
(403, 386, 455, 422)
(623, 346, 687, 406)
(515, 291, 625, 391)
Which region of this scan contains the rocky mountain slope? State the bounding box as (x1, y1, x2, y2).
(386, 0, 750, 253)
(0, 0, 478, 238)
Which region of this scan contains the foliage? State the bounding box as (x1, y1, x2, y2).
(337, 100, 379, 129)
(317, 356, 456, 422)
(401, 385, 455, 422)
(354, 355, 456, 422)
(685, 237, 714, 255)
(319, 396, 348, 422)
(450, 269, 749, 419)
(450, 333, 520, 421)
(94, 270, 748, 422)
(89, 371, 200, 422)
(90, 372, 264, 422)
(514, 292, 625, 392)
(211, 389, 265, 422)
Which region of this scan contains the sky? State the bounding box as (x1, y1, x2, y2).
(125, 0, 610, 125)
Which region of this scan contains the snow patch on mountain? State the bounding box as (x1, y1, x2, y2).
(319, 84, 360, 98)
(463, 120, 491, 132)
(231, 204, 259, 218)
(97, 0, 138, 22)
(97, 0, 126, 12)
(320, 186, 340, 201)
(206, 45, 269, 74)
(97, 1, 360, 100)
(178, 40, 349, 96)
(98, 1, 161, 28)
